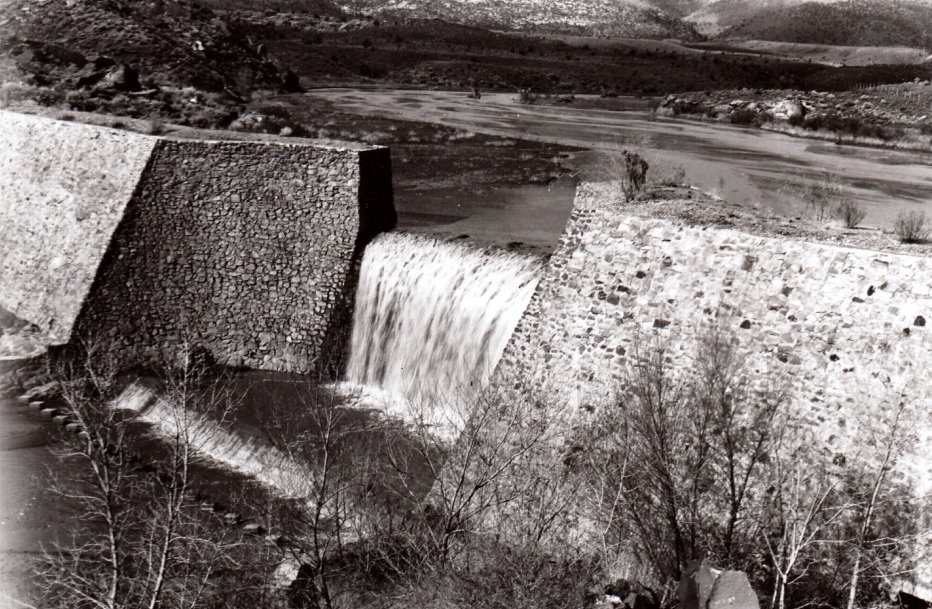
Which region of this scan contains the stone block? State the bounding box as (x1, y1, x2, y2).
(677, 560, 759, 609)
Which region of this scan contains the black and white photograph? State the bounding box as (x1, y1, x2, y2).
(1, 0, 930, 607)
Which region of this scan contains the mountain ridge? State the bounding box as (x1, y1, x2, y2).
(336, 0, 702, 40)
(329, 0, 932, 49)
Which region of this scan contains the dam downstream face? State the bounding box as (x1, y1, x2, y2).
(344, 232, 542, 412)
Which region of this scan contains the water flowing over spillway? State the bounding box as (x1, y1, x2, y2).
(108, 233, 543, 501)
(345, 232, 542, 408)
(115, 383, 314, 499)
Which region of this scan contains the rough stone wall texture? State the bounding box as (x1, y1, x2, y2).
(76, 139, 394, 374)
(498, 182, 932, 583)
(2, 110, 395, 375)
(0, 110, 156, 341)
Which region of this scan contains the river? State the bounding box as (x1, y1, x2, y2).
(305, 89, 932, 239)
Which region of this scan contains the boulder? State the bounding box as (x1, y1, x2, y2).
(713, 104, 732, 116)
(95, 64, 140, 92)
(595, 594, 624, 608)
(604, 578, 660, 609)
(22, 380, 60, 401)
(770, 99, 806, 121)
(678, 560, 760, 609)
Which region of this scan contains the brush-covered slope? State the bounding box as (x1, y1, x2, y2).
(717, 0, 932, 50)
(336, 0, 701, 40)
(193, 0, 343, 15)
(0, 0, 287, 96)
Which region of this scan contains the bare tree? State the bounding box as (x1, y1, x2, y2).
(843, 390, 923, 609)
(693, 327, 785, 565)
(379, 383, 558, 570)
(761, 446, 851, 609)
(256, 380, 384, 609)
(578, 328, 787, 591)
(39, 339, 282, 609)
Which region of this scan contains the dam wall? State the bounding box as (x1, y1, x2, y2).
(498, 182, 932, 581)
(0, 111, 157, 342)
(0, 110, 395, 375)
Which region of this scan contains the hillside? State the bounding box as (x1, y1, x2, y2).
(0, 0, 295, 125)
(719, 0, 932, 50)
(686, 0, 815, 35)
(194, 0, 343, 15)
(336, 0, 702, 40)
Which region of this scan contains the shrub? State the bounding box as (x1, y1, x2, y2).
(0, 82, 65, 107)
(729, 108, 758, 126)
(835, 199, 867, 228)
(894, 210, 929, 243)
(621, 151, 648, 201)
(517, 88, 539, 105)
(799, 177, 845, 222)
(145, 119, 167, 135)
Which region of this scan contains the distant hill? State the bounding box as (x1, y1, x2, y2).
(194, 0, 343, 16)
(714, 0, 932, 50)
(685, 0, 821, 35)
(336, 0, 702, 40)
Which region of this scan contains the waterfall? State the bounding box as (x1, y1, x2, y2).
(345, 233, 542, 415)
(107, 232, 543, 499)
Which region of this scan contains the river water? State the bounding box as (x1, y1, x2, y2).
(307, 89, 932, 234)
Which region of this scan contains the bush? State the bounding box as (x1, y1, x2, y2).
(894, 210, 929, 243)
(797, 176, 845, 222)
(0, 82, 65, 107)
(621, 151, 648, 201)
(145, 119, 167, 135)
(517, 88, 539, 104)
(729, 108, 758, 126)
(835, 199, 867, 228)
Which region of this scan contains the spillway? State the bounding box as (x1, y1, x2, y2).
(345, 232, 542, 409)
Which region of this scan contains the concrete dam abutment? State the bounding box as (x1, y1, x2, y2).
(0, 110, 396, 375)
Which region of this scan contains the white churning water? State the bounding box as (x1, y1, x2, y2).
(110, 233, 542, 498)
(345, 232, 542, 409)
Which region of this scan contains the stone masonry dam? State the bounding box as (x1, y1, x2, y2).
(1, 112, 929, 596)
(0, 110, 395, 375)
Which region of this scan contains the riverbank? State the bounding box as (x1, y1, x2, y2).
(657, 81, 932, 152)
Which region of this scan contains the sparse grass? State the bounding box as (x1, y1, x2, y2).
(764, 121, 932, 153)
(894, 210, 929, 243)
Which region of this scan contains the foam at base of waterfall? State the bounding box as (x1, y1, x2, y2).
(329, 381, 465, 442)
